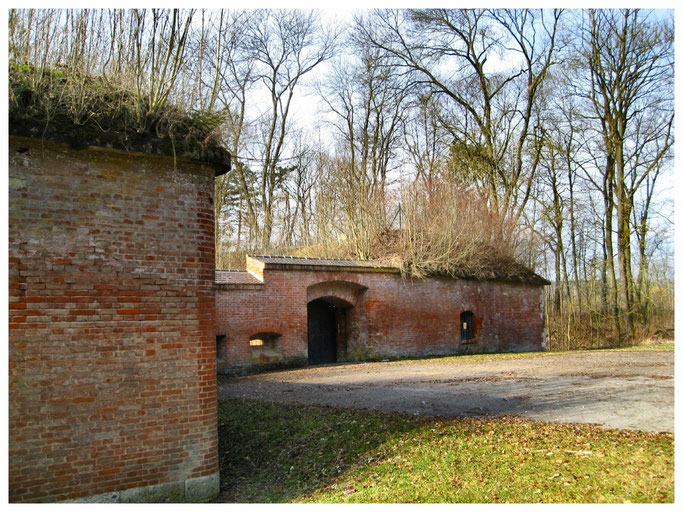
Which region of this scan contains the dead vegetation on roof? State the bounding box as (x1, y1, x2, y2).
(368, 234, 548, 285)
(283, 182, 549, 285)
(8, 65, 230, 169)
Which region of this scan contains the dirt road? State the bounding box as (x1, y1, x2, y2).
(218, 350, 674, 432)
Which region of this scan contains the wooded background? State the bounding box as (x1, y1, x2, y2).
(8, 8, 674, 349)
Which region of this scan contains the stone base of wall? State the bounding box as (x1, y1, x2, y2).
(60, 472, 220, 503)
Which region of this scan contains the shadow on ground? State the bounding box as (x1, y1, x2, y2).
(213, 396, 674, 503)
(214, 398, 421, 502)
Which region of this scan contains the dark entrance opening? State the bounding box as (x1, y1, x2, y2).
(216, 335, 227, 361)
(307, 299, 338, 365)
(461, 310, 475, 341)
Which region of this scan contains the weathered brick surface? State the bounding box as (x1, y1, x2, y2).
(215, 262, 545, 372)
(9, 136, 218, 502)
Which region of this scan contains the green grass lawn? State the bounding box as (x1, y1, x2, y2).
(599, 341, 674, 352)
(215, 397, 673, 503)
(437, 341, 674, 364)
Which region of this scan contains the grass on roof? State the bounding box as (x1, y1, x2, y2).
(8, 64, 229, 166)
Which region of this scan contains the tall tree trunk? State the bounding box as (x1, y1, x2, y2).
(567, 168, 583, 312)
(603, 179, 622, 341)
(615, 141, 635, 341)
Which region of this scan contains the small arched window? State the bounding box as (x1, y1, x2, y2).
(460, 311, 475, 342)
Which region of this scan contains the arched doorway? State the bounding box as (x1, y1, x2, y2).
(307, 299, 337, 364)
(307, 296, 354, 365)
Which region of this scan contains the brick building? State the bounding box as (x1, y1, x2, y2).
(8, 132, 228, 502)
(8, 131, 548, 501)
(215, 255, 549, 373)
(8, 76, 548, 503)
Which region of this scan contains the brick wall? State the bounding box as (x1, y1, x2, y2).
(215, 264, 545, 372)
(9, 136, 218, 502)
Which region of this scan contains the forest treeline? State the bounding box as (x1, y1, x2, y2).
(8, 8, 674, 348)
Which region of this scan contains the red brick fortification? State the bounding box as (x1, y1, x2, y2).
(215, 257, 546, 373)
(9, 136, 219, 503)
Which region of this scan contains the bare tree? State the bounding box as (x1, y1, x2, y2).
(403, 95, 451, 199)
(321, 16, 409, 205)
(186, 10, 260, 260)
(577, 9, 674, 340)
(246, 9, 337, 249)
(357, 9, 562, 240)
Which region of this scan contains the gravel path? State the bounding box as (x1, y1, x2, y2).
(218, 350, 674, 432)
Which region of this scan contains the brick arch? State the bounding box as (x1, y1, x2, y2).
(306, 280, 368, 307)
(246, 320, 286, 337)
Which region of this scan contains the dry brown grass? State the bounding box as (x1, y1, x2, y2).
(545, 308, 674, 351)
(228, 180, 545, 284)
(334, 181, 543, 284)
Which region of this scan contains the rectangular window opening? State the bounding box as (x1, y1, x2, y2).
(216, 335, 227, 360)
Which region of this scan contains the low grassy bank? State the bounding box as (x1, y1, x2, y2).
(215, 398, 673, 503)
(367, 341, 674, 368)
